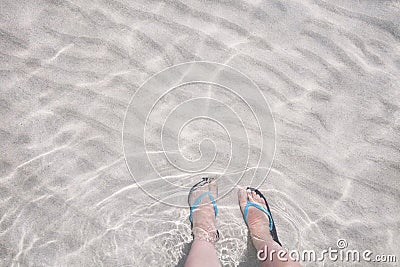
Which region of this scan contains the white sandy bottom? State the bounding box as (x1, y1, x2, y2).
(0, 0, 399, 266)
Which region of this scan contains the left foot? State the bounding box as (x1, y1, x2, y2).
(189, 178, 218, 242)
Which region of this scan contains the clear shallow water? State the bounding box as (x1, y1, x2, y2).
(1, 0, 399, 266)
(123, 62, 276, 208)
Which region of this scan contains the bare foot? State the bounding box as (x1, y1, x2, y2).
(189, 178, 218, 242)
(238, 188, 276, 250)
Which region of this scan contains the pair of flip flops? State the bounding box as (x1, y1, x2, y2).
(188, 178, 281, 246)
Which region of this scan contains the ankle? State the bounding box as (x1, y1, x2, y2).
(255, 241, 286, 263)
(250, 231, 272, 247)
(251, 235, 279, 252)
(192, 226, 219, 244)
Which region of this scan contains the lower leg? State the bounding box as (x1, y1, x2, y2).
(185, 240, 221, 267)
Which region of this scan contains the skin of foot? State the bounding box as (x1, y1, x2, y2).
(238, 188, 277, 251)
(189, 179, 218, 240)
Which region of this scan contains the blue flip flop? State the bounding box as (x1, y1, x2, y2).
(243, 187, 282, 246)
(188, 177, 219, 232)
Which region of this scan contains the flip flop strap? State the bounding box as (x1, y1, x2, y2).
(189, 191, 218, 222)
(244, 201, 273, 231)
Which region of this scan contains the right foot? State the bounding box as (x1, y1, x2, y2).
(238, 188, 277, 250)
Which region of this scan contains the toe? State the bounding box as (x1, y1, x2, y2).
(189, 182, 207, 206)
(237, 188, 248, 212)
(254, 192, 264, 205)
(248, 189, 256, 202)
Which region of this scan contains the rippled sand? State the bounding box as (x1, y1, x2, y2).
(1, 0, 399, 266)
